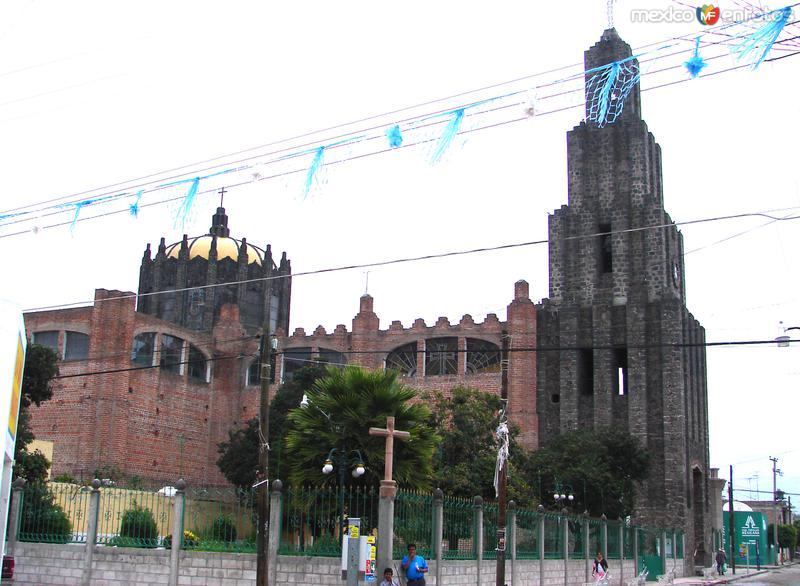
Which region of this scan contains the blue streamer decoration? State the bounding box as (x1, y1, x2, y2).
(731, 6, 792, 69)
(174, 177, 200, 229)
(430, 108, 465, 164)
(684, 37, 707, 78)
(303, 146, 326, 198)
(129, 190, 143, 218)
(585, 57, 641, 127)
(386, 125, 403, 148)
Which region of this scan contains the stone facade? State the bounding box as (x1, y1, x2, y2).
(536, 29, 711, 566)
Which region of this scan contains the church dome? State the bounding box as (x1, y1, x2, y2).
(165, 235, 264, 266)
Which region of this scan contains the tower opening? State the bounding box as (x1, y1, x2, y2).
(614, 347, 628, 396)
(599, 223, 613, 273)
(578, 348, 594, 395)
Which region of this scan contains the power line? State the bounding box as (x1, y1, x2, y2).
(21, 206, 800, 313)
(2, 15, 798, 224)
(49, 337, 800, 380)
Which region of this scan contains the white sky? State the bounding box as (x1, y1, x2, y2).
(1, 0, 798, 503)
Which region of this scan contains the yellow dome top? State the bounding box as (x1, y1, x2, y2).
(165, 235, 264, 266)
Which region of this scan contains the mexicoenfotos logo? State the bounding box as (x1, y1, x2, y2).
(696, 4, 721, 25)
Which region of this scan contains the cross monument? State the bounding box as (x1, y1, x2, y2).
(368, 416, 410, 575)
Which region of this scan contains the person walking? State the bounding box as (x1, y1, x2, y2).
(716, 548, 727, 575)
(592, 552, 609, 582)
(401, 543, 429, 586)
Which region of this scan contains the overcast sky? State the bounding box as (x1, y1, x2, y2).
(1, 0, 798, 503)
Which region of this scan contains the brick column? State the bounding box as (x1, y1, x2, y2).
(81, 479, 101, 586)
(168, 479, 186, 586)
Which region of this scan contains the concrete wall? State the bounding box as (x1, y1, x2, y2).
(10, 542, 685, 586)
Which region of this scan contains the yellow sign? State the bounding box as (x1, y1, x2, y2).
(8, 334, 23, 440)
(367, 536, 375, 544)
(349, 525, 360, 539)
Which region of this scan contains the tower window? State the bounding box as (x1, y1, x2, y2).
(385, 342, 418, 377)
(614, 347, 628, 396)
(578, 348, 594, 395)
(599, 223, 613, 273)
(425, 337, 458, 376)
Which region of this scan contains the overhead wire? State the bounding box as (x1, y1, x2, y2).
(20, 206, 800, 313)
(2, 5, 798, 222)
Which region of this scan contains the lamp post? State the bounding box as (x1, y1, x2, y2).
(553, 482, 575, 507)
(774, 322, 800, 347)
(322, 448, 366, 534)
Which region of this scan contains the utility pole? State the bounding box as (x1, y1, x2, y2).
(728, 466, 736, 575)
(770, 457, 781, 565)
(496, 332, 510, 586)
(256, 333, 276, 586)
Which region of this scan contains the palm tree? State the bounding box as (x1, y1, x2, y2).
(284, 366, 438, 490)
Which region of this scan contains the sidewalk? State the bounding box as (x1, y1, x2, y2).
(673, 566, 773, 585)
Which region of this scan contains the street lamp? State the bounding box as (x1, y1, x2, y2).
(775, 322, 799, 347)
(322, 448, 367, 534)
(553, 482, 575, 505)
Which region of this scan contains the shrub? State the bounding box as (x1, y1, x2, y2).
(19, 483, 72, 544)
(52, 473, 78, 484)
(210, 515, 237, 542)
(118, 502, 158, 545)
(162, 530, 199, 549)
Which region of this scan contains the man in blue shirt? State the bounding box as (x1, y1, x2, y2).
(401, 543, 428, 586)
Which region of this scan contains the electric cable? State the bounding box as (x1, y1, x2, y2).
(20, 206, 800, 313)
(2, 6, 797, 220)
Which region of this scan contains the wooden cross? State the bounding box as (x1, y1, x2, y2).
(369, 416, 410, 483)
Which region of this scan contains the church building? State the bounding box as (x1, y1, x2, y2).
(23, 29, 710, 562)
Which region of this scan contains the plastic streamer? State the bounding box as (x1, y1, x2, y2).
(386, 125, 403, 148)
(493, 411, 510, 498)
(586, 57, 641, 127)
(430, 108, 465, 164)
(303, 146, 326, 198)
(684, 37, 708, 78)
(174, 177, 200, 229)
(129, 190, 143, 218)
(731, 6, 792, 69)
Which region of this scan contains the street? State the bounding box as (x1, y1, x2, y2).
(733, 564, 800, 585)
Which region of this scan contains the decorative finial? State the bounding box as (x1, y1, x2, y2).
(607, 0, 616, 28)
(218, 186, 227, 208)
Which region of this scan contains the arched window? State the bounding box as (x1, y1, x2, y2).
(425, 337, 457, 376)
(247, 360, 260, 386)
(131, 333, 156, 366)
(64, 331, 89, 361)
(385, 342, 417, 377)
(465, 338, 501, 374)
(160, 334, 184, 375)
(318, 348, 346, 368)
(187, 344, 209, 382)
(283, 347, 312, 382)
(33, 330, 58, 353)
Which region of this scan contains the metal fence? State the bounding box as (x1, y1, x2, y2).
(17, 481, 685, 563)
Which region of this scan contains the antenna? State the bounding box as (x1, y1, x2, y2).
(364, 271, 370, 295)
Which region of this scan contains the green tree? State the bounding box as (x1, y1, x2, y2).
(216, 364, 328, 489)
(14, 343, 59, 482)
(768, 523, 798, 550)
(528, 427, 650, 518)
(428, 387, 534, 505)
(284, 367, 438, 490)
